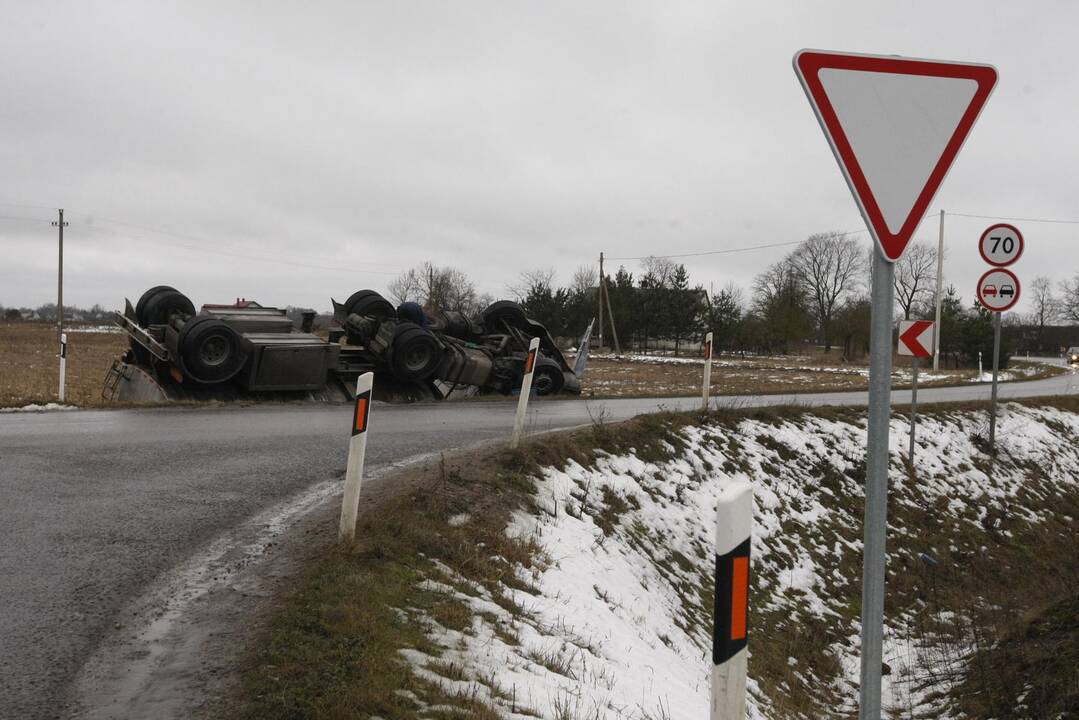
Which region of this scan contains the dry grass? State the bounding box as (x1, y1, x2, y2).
(235, 398, 1079, 719)
(0, 321, 127, 407)
(0, 321, 1064, 408)
(578, 353, 1063, 399)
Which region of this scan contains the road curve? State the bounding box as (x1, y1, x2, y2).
(1, 367, 1076, 719)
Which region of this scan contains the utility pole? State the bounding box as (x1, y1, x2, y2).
(932, 209, 944, 371)
(53, 209, 68, 334)
(52, 209, 69, 397)
(597, 252, 605, 350)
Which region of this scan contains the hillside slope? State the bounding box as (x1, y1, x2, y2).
(243, 400, 1079, 719)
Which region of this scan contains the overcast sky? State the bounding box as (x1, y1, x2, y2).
(1, 1, 1075, 316)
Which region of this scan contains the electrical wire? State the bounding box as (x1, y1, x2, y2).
(76, 223, 401, 276)
(946, 211, 1079, 225)
(605, 228, 869, 262)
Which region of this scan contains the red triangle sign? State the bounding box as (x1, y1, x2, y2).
(794, 50, 997, 262)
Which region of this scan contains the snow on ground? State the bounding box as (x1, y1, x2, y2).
(0, 403, 78, 412)
(402, 404, 1079, 719)
(65, 325, 122, 334)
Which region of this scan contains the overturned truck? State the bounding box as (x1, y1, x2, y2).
(104, 286, 588, 403)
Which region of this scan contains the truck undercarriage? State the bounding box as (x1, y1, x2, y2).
(104, 286, 589, 403)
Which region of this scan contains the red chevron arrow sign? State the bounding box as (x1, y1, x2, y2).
(898, 320, 935, 358)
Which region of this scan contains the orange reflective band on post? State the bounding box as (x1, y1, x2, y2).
(525, 350, 536, 374)
(704, 341, 712, 360)
(352, 393, 371, 436)
(730, 556, 749, 640)
(713, 536, 750, 665)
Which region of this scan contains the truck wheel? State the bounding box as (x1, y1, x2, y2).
(140, 288, 195, 327)
(531, 358, 565, 396)
(388, 322, 442, 381)
(482, 301, 529, 333)
(344, 290, 395, 320)
(178, 317, 246, 384)
(135, 286, 182, 326)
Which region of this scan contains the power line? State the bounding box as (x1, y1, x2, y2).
(80, 214, 405, 270)
(0, 214, 49, 224)
(605, 228, 869, 262)
(947, 211, 1079, 225)
(78, 224, 401, 276)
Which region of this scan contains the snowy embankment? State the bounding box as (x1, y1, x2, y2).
(402, 403, 1079, 719)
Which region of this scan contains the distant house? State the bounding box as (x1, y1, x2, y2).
(202, 298, 264, 310)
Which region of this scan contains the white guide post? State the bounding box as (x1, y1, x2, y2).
(58, 333, 67, 403)
(712, 481, 753, 720)
(511, 337, 541, 449)
(339, 372, 374, 543)
(702, 331, 714, 409)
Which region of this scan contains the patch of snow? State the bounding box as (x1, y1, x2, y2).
(401, 403, 1079, 719)
(66, 325, 122, 334)
(0, 403, 78, 413)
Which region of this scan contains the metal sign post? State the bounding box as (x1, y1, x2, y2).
(860, 249, 894, 716)
(989, 312, 1001, 452)
(897, 319, 934, 467)
(909, 357, 918, 465)
(794, 49, 996, 719)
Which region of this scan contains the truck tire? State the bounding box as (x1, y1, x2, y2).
(177, 316, 246, 384)
(482, 301, 529, 333)
(140, 288, 196, 327)
(387, 322, 442, 381)
(531, 357, 565, 396)
(136, 286, 178, 326)
(344, 290, 395, 320)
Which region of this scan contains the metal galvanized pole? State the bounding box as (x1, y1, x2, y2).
(859, 248, 895, 720)
(511, 337, 541, 448)
(711, 481, 753, 720)
(932, 210, 945, 371)
(989, 311, 1001, 453)
(702, 331, 714, 409)
(58, 333, 68, 403)
(908, 357, 918, 466)
(339, 372, 374, 543)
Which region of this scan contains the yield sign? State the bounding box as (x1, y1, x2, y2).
(794, 50, 997, 261)
(898, 319, 935, 358)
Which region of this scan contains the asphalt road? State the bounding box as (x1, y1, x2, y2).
(1, 367, 1076, 720)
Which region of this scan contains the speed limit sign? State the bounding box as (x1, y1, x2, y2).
(979, 223, 1024, 267)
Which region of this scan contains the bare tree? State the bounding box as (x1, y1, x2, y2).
(506, 268, 556, 301)
(753, 257, 814, 354)
(640, 256, 676, 286)
(388, 262, 478, 313)
(1059, 275, 1079, 324)
(570, 265, 597, 293)
(791, 232, 867, 352)
(1029, 276, 1059, 330)
(893, 241, 938, 319)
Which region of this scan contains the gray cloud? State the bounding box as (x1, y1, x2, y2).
(0, 1, 1075, 316)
